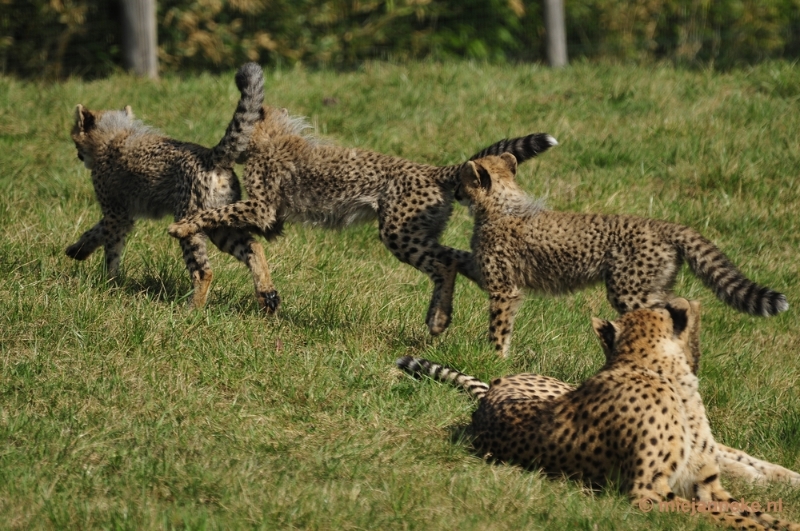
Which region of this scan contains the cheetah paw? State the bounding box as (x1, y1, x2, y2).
(257, 290, 281, 314)
(426, 307, 452, 336)
(65, 242, 92, 260)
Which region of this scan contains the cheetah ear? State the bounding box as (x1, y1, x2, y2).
(499, 152, 518, 175)
(461, 161, 492, 193)
(477, 166, 492, 190)
(665, 304, 689, 337)
(74, 104, 95, 133)
(460, 161, 479, 190)
(592, 317, 618, 359)
(124, 105, 134, 118)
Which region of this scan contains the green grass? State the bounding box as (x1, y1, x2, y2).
(1, 59, 799, 530)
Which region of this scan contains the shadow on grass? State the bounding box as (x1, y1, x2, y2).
(121, 272, 190, 305)
(446, 420, 615, 494)
(447, 421, 475, 448)
(385, 326, 433, 352)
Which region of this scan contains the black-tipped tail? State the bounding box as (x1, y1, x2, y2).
(211, 62, 265, 167)
(668, 224, 789, 317)
(469, 133, 558, 164)
(396, 356, 489, 399)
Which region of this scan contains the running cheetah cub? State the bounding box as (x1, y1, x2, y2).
(461, 153, 788, 356)
(398, 300, 800, 530)
(169, 104, 557, 335)
(67, 63, 278, 311)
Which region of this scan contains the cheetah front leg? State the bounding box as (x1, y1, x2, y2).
(66, 220, 105, 261)
(378, 232, 457, 335)
(67, 215, 134, 279)
(717, 444, 800, 486)
(702, 479, 800, 531)
(423, 245, 487, 334)
(207, 228, 280, 313)
(629, 464, 769, 530)
(378, 201, 466, 335)
(99, 215, 134, 277)
(169, 199, 278, 240)
(676, 448, 800, 530)
(451, 248, 485, 289)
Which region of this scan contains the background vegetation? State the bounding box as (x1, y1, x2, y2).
(3, 0, 800, 78)
(1, 60, 799, 529)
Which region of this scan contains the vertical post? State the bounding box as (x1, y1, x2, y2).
(543, 0, 568, 67)
(121, 0, 158, 78)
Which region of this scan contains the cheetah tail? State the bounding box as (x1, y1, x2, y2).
(670, 224, 789, 316)
(468, 133, 558, 164)
(210, 62, 265, 167)
(395, 356, 489, 399)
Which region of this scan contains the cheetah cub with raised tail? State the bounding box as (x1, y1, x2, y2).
(398, 301, 800, 530)
(169, 104, 557, 335)
(67, 63, 278, 311)
(461, 153, 788, 356)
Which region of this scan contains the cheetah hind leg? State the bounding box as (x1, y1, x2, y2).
(207, 228, 280, 314)
(190, 269, 214, 309)
(452, 248, 485, 289)
(179, 233, 214, 309)
(487, 286, 525, 357)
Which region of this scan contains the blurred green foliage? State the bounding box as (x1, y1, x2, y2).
(2, 0, 800, 78)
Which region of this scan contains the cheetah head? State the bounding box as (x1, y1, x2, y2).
(460, 153, 526, 211)
(592, 298, 702, 375)
(71, 104, 134, 170)
(251, 105, 313, 152)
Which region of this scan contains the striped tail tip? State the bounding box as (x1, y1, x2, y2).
(396, 355, 428, 374)
(396, 355, 415, 371)
(767, 293, 789, 316)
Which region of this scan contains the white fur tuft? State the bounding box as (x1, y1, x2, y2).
(97, 110, 156, 139)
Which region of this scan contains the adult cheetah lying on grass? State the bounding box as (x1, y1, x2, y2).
(168, 104, 556, 334)
(398, 300, 800, 530)
(460, 153, 787, 357)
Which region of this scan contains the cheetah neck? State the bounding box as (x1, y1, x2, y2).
(473, 188, 545, 223)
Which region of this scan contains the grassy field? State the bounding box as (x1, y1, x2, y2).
(1, 60, 799, 530)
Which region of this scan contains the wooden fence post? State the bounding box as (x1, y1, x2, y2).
(543, 0, 568, 67)
(121, 0, 158, 78)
